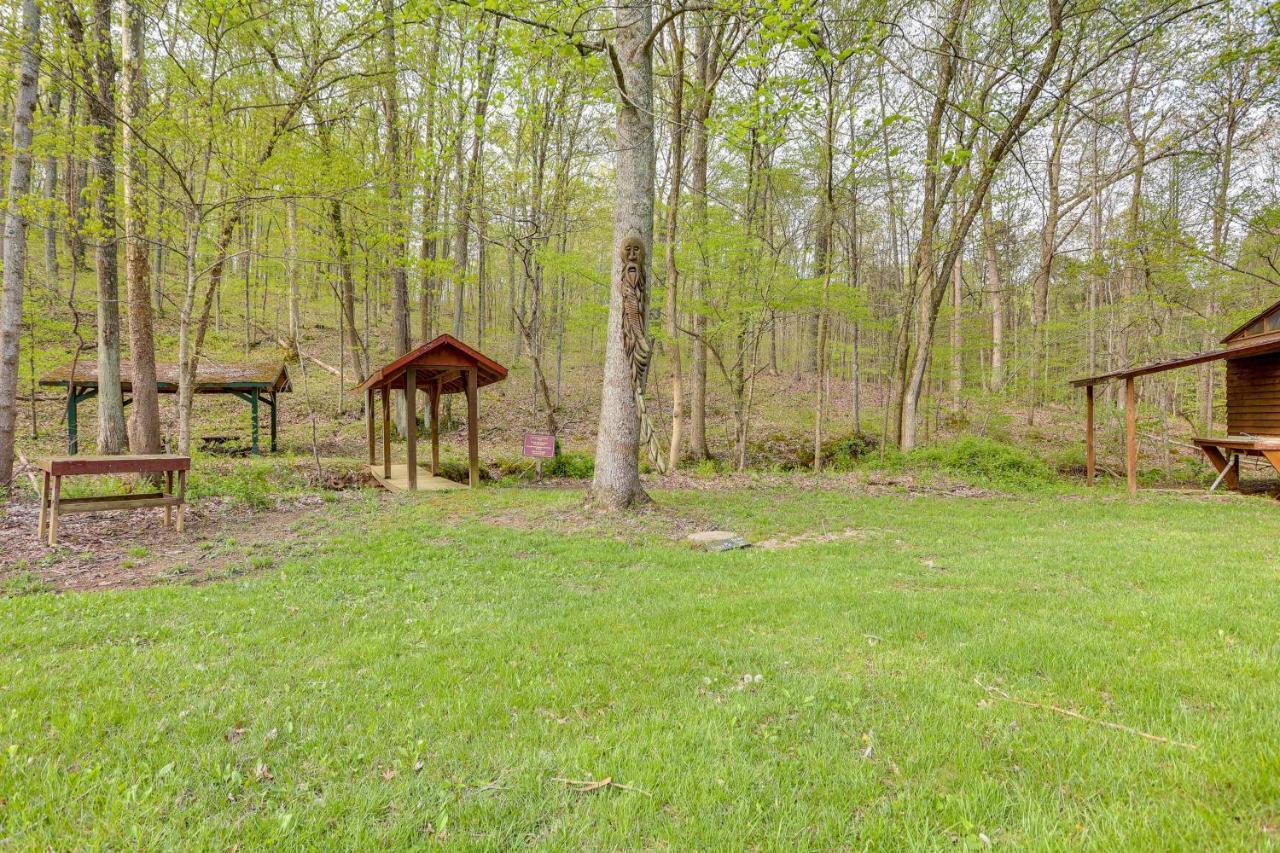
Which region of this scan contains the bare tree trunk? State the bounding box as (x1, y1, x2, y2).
(664, 24, 687, 472)
(287, 199, 300, 346)
(77, 0, 127, 453)
(122, 0, 160, 456)
(590, 0, 654, 509)
(687, 22, 713, 460)
(949, 257, 962, 410)
(452, 24, 499, 342)
(42, 87, 60, 283)
(381, 0, 411, 435)
(0, 0, 39, 491)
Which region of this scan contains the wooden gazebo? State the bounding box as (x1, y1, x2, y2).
(354, 334, 507, 491)
(1073, 300, 1280, 496)
(40, 361, 290, 455)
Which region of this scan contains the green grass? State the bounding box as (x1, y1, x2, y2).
(3, 482, 1280, 847)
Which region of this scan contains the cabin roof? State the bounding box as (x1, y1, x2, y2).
(354, 334, 508, 395)
(40, 361, 291, 393)
(1071, 336, 1280, 387)
(1221, 298, 1280, 345)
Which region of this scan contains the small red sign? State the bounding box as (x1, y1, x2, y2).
(522, 432, 556, 458)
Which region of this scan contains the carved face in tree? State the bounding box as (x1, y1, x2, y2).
(620, 237, 644, 268)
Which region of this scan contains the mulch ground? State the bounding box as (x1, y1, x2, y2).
(1, 493, 344, 593)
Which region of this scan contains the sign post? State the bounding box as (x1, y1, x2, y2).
(522, 432, 556, 481)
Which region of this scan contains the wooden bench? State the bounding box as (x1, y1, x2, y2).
(1192, 436, 1280, 492)
(35, 455, 191, 546)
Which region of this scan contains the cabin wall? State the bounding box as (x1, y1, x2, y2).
(1226, 354, 1280, 436)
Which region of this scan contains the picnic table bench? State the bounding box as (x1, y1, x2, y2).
(1192, 436, 1280, 492)
(35, 454, 190, 546)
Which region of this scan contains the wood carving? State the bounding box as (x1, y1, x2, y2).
(619, 236, 664, 472)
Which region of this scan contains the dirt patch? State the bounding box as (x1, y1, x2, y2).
(651, 470, 1000, 498)
(1, 492, 373, 594)
(755, 527, 871, 550)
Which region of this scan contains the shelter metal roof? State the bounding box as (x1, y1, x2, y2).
(40, 361, 291, 393)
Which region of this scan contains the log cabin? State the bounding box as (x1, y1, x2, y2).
(1072, 299, 1280, 496)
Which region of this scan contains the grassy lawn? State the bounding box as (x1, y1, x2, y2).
(3, 482, 1279, 847)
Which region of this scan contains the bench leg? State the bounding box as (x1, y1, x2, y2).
(48, 475, 61, 547)
(176, 470, 187, 533)
(1200, 446, 1240, 491)
(164, 471, 174, 528)
(37, 471, 49, 540)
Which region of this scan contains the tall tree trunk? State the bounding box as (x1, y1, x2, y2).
(687, 22, 713, 460)
(381, 0, 411, 434)
(122, 0, 160, 455)
(0, 0, 39, 491)
(74, 0, 126, 453)
(949, 256, 962, 410)
(453, 24, 499, 341)
(664, 25, 687, 472)
(590, 0, 654, 509)
(42, 86, 60, 283)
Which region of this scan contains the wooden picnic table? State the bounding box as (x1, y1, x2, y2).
(35, 454, 190, 546)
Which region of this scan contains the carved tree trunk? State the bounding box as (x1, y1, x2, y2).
(590, 0, 654, 509)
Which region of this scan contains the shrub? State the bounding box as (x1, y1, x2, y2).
(543, 451, 594, 479)
(904, 436, 1056, 488)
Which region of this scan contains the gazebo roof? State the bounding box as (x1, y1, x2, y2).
(41, 360, 291, 394)
(354, 334, 507, 395)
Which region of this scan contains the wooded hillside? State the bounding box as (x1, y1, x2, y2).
(0, 0, 1276, 502)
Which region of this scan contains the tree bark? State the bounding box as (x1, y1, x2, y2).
(590, 0, 654, 509)
(122, 0, 161, 456)
(74, 0, 127, 453)
(664, 23, 687, 472)
(0, 0, 39, 491)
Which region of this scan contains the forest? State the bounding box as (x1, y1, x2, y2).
(2, 0, 1280, 846)
(0, 0, 1275, 501)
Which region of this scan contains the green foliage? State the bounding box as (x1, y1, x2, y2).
(903, 437, 1057, 488)
(542, 451, 593, 479)
(186, 459, 307, 510)
(0, 570, 51, 597)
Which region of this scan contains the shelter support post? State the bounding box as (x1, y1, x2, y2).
(366, 388, 376, 465)
(1125, 377, 1137, 497)
(269, 391, 278, 453)
(65, 385, 98, 454)
(430, 379, 440, 476)
(67, 384, 77, 455)
(405, 367, 418, 491)
(1085, 385, 1095, 486)
(466, 366, 479, 488)
(250, 392, 260, 454)
(381, 386, 392, 479)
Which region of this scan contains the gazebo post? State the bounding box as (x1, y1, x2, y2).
(466, 366, 479, 488)
(1125, 376, 1137, 497)
(1085, 384, 1095, 485)
(405, 367, 418, 491)
(430, 378, 440, 475)
(366, 388, 375, 465)
(381, 385, 392, 480)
